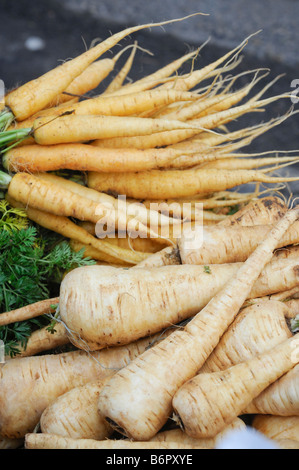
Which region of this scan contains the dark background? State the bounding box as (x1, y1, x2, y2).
(0, 0, 298, 195)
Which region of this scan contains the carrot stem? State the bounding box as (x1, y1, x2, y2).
(0, 171, 11, 189)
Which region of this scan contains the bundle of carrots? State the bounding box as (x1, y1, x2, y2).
(1, 14, 299, 450)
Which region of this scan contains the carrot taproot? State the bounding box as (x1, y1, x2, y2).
(35, 172, 179, 232)
(243, 364, 299, 416)
(197, 155, 299, 171)
(87, 166, 299, 200)
(97, 207, 299, 441)
(7, 172, 165, 243)
(30, 113, 206, 146)
(5, 322, 69, 359)
(69, 237, 163, 263)
(6, 195, 150, 265)
(107, 48, 200, 97)
(0, 332, 165, 439)
(252, 415, 299, 442)
(91, 127, 203, 149)
(24, 433, 207, 449)
(161, 70, 266, 122)
(53, 88, 198, 118)
(159, 32, 257, 93)
(3, 142, 207, 174)
(48, 45, 138, 106)
(102, 42, 138, 95)
(5, 13, 202, 121)
(172, 333, 299, 438)
(77, 221, 167, 252)
(0, 297, 59, 327)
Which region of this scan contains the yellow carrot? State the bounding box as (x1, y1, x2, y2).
(30, 113, 205, 146)
(87, 167, 299, 199)
(102, 42, 138, 94)
(47, 46, 132, 105)
(6, 195, 149, 265)
(0, 297, 59, 327)
(5, 14, 202, 121)
(7, 172, 165, 243)
(3, 142, 203, 174)
(6, 323, 69, 359)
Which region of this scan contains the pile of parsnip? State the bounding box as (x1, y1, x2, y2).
(1, 14, 299, 450)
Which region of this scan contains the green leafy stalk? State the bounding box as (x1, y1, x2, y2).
(0, 109, 14, 131)
(0, 170, 12, 189)
(290, 315, 299, 334)
(0, 224, 96, 356)
(0, 127, 31, 152)
(0, 199, 28, 232)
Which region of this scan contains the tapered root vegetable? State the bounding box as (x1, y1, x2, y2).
(52, 89, 198, 118)
(6, 322, 69, 359)
(35, 172, 179, 230)
(7, 173, 164, 244)
(243, 364, 299, 416)
(0, 332, 164, 438)
(199, 300, 293, 374)
(178, 220, 299, 265)
(113, 49, 200, 97)
(24, 433, 207, 449)
(87, 167, 299, 199)
(6, 195, 149, 265)
(252, 415, 299, 442)
(0, 297, 59, 327)
(102, 42, 138, 94)
(28, 113, 206, 147)
(59, 256, 299, 350)
(40, 378, 113, 440)
(172, 333, 299, 438)
(219, 196, 287, 226)
(136, 196, 288, 268)
(5, 13, 202, 121)
(149, 418, 245, 449)
(3, 143, 204, 174)
(97, 208, 299, 441)
(47, 49, 129, 106)
(135, 246, 181, 268)
(92, 128, 202, 149)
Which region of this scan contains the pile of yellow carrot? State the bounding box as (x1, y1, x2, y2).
(0, 14, 299, 450)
